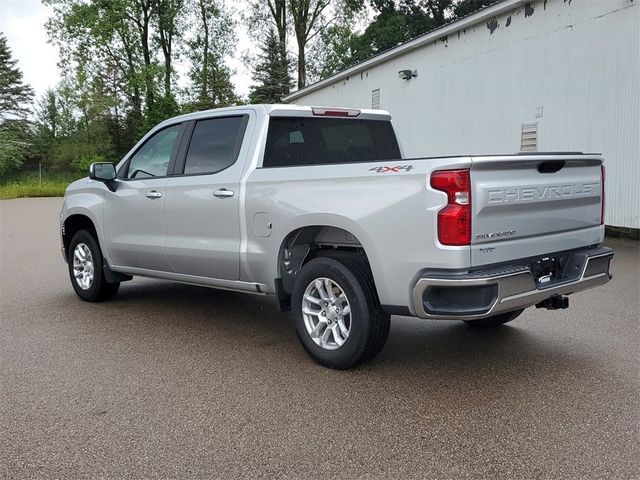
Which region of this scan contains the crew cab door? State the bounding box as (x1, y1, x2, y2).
(103, 123, 184, 271)
(163, 113, 251, 280)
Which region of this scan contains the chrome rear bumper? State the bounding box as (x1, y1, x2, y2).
(411, 247, 613, 320)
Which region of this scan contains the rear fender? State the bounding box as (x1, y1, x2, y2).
(276, 214, 387, 303)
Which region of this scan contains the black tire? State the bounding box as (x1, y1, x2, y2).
(292, 256, 390, 369)
(337, 255, 390, 363)
(463, 309, 524, 328)
(67, 229, 120, 302)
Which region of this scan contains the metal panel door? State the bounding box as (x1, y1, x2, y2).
(102, 123, 184, 272)
(163, 174, 242, 279)
(103, 178, 171, 271)
(163, 114, 251, 280)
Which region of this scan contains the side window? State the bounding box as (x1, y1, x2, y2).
(126, 124, 182, 179)
(183, 116, 247, 175)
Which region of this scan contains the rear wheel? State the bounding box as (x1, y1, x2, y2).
(292, 256, 390, 369)
(463, 309, 524, 328)
(68, 229, 120, 302)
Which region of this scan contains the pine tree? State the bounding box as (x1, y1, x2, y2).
(187, 59, 238, 111)
(0, 33, 34, 176)
(0, 33, 34, 119)
(248, 28, 293, 104)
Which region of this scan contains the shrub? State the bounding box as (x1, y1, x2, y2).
(70, 156, 105, 175)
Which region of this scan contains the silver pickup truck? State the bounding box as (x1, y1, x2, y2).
(60, 104, 613, 368)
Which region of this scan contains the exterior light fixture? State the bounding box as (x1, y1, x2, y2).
(398, 69, 418, 80)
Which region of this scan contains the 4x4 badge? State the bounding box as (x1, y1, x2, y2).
(369, 165, 414, 173)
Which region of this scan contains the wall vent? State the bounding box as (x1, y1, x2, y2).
(520, 122, 538, 152)
(371, 89, 380, 109)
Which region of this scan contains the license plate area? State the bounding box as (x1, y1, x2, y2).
(531, 255, 565, 287)
(531, 251, 585, 288)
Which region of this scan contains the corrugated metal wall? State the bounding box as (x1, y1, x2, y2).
(290, 0, 639, 228)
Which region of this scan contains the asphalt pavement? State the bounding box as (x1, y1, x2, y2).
(1, 198, 638, 479)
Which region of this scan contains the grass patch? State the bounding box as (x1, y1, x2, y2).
(0, 171, 81, 200)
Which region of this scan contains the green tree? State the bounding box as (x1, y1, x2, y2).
(0, 34, 34, 119)
(248, 28, 294, 104)
(348, 0, 450, 62)
(32, 78, 113, 172)
(289, 0, 332, 88)
(185, 0, 238, 110)
(44, 0, 214, 159)
(246, 0, 291, 98)
(306, 0, 363, 81)
(453, 0, 496, 18)
(248, 0, 357, 89)
(147, 0, 184, 125)
(308, 25, 351, 80)
(33, 87, 74, 162)
(35, 90, 62, 142)
(0, 33, 34, 176)
(0, 120, 32, 177)
(44, 0, 186, 140)
(46, 0, 143, 142)
(327, 0, 496, 72)
(154, 0, 184, 99)
(247, 0, 289, 74)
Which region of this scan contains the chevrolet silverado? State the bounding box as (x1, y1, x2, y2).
(60, 105, 613, 368)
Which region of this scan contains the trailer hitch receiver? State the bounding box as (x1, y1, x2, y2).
(536, 294, 569, 310)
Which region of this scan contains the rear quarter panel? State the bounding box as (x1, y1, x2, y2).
(243, 157, 473, 308)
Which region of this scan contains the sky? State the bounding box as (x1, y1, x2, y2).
(0, 0, 255, 101)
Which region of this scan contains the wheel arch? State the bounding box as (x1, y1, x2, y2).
(275, 220, 385, 311)
(62, 212, 131, 284)
(62, 213, 99, 260)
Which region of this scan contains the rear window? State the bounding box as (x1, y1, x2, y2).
(263, 117, 400, 168)
(183, 116, 247, 175)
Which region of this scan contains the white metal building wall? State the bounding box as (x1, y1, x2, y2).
(288, 0, 639, 228)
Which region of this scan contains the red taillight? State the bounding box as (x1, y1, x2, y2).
(430, 169, 471, 246)
(601, 164, 605, 225)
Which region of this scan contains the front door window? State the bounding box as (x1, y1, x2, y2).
(126, 124, 182, 179)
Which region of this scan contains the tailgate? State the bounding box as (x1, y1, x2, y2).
(470, 154, 604, 267)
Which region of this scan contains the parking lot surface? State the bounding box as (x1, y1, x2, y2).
(1, 198, 638, 479)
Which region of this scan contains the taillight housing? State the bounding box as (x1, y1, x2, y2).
(311, 107, 360, 117)
(601, 164, 605, 225)
(430, 169, 471, 246)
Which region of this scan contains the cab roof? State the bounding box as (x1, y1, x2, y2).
(157, 104, 392, 129)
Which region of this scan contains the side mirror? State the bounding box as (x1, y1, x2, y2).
(89, 162, 117, 191)
(89, 162, 116, 181)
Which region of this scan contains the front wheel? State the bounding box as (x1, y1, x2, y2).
(292, 256, 390, 369)
(68, 229, 120, 302)
(463, 309, 524, 328)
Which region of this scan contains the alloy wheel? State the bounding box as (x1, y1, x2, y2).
(301, 277, 352, 350)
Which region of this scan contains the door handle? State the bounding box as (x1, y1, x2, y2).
(145, 190, 162, 199)
(214, 189, 234, 198)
